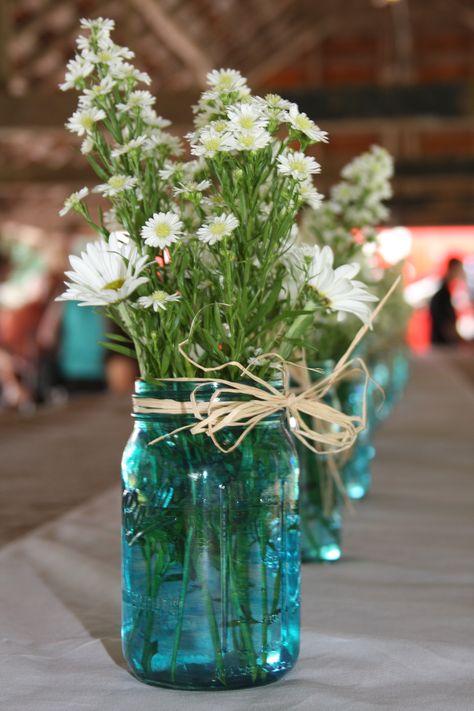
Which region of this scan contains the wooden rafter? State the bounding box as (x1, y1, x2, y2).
(126, 0, 213, 87)
(247, 17, 338, 86)
(0, 0, 11, 90)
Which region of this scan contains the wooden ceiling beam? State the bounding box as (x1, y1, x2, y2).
(0, 0, 11, 90)
(246, 17, 339, 86)
(126, 0, 213, 88)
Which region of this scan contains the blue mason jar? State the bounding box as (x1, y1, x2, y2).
(295, 360, 343, 563)
(121, 380, 300, 690)
(338, 377, 375, 500)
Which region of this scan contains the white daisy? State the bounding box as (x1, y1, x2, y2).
(227, 103, 268, 132)
(111, 136, 147, 158)
(79, 76, 115, 105)
(117, 90, 155, 114)
(308, 245, 378, 324)
(191, 127, 233, 158)
(80, 17, 115, 34)
(137, 290, 181, 312)
(277, 151, 321, 181)
(140, 212, 183, 249)
(173, 179, 211, 196)
(66, 107, 106, 136)
(141, 109, 171, 129)
(286, 104, 328, 143)
(84, 44, 134, 66)
(110, 62, 151, 85)
(206, 68, 247, 94)
(94, 174, 137, 197)
(57, 234, 148, 307)
(59, 187, 89, 217)
(228, 129, 271, 151)
(299, 181, 324, 210)
(60, 57, 94, 91)
(80, 136, 94, 154)
(197, 213, 239, 245)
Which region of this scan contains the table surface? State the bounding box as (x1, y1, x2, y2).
(1, 354, 474, 710)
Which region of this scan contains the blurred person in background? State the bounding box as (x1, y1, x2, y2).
(430, 257, 466, 346)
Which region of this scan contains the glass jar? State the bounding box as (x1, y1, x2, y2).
(121, 380, 300, 690)
(338, 378, 375, 500)
(295, 360, 343, 562)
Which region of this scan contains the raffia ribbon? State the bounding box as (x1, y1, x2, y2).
(133, 278, 400, 454)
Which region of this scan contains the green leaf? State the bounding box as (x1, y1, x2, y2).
(104, 332, 133, 343)
(99, 341, 137, 359)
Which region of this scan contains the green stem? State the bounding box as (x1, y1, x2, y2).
(194, 554, 227, 684)
(228, 554, 258, 682)
(170, 525, 194, 682)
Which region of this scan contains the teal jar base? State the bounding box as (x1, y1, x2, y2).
(124, 649, 297, 691)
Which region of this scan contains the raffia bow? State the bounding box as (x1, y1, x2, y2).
(133, 279, 400, 454)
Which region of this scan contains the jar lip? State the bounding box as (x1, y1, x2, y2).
(134, 376, 285, 400)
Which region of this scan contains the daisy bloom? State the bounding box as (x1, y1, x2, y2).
(111, 136, 147, 158)
(137, 290, 181, 312)
(141, 211, 183, 249)
(117, 90, 155, 113)
(59, 187, 89, 216)
(277, 151, 321, 182)
(94, 174, 137, 197)
(57, 234, 148, 307)
(308, 245, 378, 324)
(191, 127, 233, 158)
(286, 104, 328, 143)
(60, 57, 94, 91)
(299, 181, 324, 210)
(197, 213, 239, 245)
(206, 68, 248, 94)
(229, 129, 271, 151)
(227, 103, 268, 132)
(66, 107, 106, 136)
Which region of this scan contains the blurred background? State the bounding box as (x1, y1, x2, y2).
(0, 0, 473, 415)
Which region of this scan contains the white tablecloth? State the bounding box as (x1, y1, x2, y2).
(1, 355, 474, 710)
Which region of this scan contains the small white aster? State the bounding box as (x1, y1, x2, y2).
(286, 104, 328, 143)
(173, 179, 211, 196)
(206, 68, 247, 94)
(299, 181, 324, 210)
(197, 213, 239, 245)
(137, 290, 181, 312)
(94, 174, 137, 197)
(191, 127, 233, 158)
(277, 151, 321, 181)
(60, 57, 94, 91)
(140, 211, 183, 249)
(59, 187, 89, 217)
(227, 103, 268, 132)
(117, 90, 155, 114)
(111, 136, 147, 158)
(66, 107, 106, 136)
(228, 129, 271, 151)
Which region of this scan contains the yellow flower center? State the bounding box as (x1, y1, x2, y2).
(290, 159, 306, 173)
(103, 278, 125, 291)
(239, 116, 255, 130)
(154, 223, 172, 238)
(109, 175, 126, 189)
(209, 222, 226, 236)
(295, 115, 312, 132)
(203, 137, 221, 152)
(81, 116, 94, 130)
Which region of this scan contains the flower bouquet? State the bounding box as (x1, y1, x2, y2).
(58, 18, 379, 690)
(300, 145, 395, 501)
